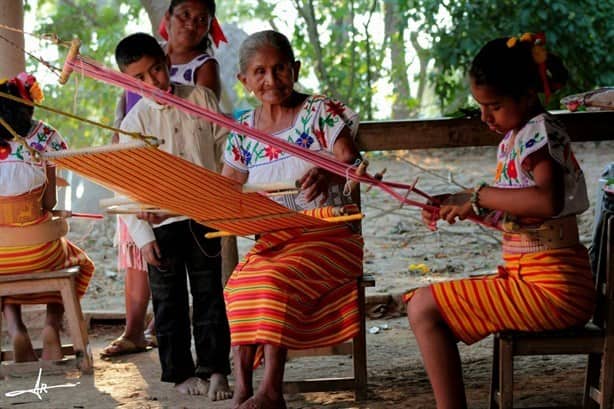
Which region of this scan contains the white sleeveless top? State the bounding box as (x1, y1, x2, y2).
(169, 53, 217, 85)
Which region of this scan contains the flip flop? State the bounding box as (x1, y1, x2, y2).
(144, 329, 158, 348)
(100, 336, 150, 358)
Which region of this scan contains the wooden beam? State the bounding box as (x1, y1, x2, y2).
(357, 111, 614, 151)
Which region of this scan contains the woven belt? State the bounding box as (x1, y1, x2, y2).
(502, 215, 580, 254)
(0, 217, 69, 246)
(0, 187, 44, 225)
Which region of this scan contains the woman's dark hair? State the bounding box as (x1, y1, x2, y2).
(469, 37, 568, 100)
(168, 0, 216, 52)
(238, 30, 295, 74)
(115, 32, 167, 71)
(0, 81, 34, 141)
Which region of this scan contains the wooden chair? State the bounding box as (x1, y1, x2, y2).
(0, 266, 93, 373)
(489, 210, 614, 409)
(283, 273, 375, 400)
(282, 185, 375, 401)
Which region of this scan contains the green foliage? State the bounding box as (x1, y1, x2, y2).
(218, 0, 388, 119)
(24, 0, 614, 131)
(426, 0, 614, 110)
(29, 0, 142, 148)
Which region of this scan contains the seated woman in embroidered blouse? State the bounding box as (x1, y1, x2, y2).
(222, 30, 363, 409)
(0, 73, 95, 363)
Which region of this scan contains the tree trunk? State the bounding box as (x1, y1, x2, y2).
(409, 32, 430, 109)
(384, 0, 411, 119)
(293, 0, 330, 95)
(140, 0, 168, 39)
(0, 1, 25, 76)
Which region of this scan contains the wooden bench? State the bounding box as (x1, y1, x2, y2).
(0, 266, 93, 373)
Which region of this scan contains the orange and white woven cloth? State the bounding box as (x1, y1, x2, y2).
(403, 245, 595, 344)
(0, 212, 95, 305)
(224, 208, 363, 365)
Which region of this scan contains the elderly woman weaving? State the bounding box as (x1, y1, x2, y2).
(222, 30, 363, 409)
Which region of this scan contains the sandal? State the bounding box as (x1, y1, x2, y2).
(144, 329, 158, 348)
(100, 336, 150, 358)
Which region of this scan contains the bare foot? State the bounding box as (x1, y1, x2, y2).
(11, 330, 37, 362)
(208, 372, 233, 401)
(174, 377, 209, 395)
(231, 392, 251, 409)
(230, 383, 252, 409)
(238, 394, 287, 409)
(41, 325, 63, 361)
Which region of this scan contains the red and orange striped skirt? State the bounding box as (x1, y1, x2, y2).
(0, 215, 95, 305)
(404, 245, 595, 345)
(224, 223, 363, 359)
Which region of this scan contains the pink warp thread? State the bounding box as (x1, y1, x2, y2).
(67, 55, 438, 212)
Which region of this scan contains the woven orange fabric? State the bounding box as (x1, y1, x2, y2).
(403, 245, 595, 344)
(0, 216, 95, 305)
(224, 223, 363, 366)
(51, 146, 328, 236)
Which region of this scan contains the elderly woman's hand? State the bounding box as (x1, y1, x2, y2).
(298, 167, 330, 204)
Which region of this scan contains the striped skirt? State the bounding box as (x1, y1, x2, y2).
(404, 245, 595, 345)
(224, 223, 363, 361)
(0, 221, 95, 305)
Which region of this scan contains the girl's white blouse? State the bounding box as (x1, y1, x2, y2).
(0, 120, 67, 196)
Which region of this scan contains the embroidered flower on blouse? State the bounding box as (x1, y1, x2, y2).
(295, 132, 314, 148)
(264, 145, 282, 160)
(0, 141, 12, 160)
(325, 99, 345, 117)
(313, 126, 327, 148)
(50, 139, 67, 151)
(506, 159, 518, 179)
(241, 148, 252, 165)
(231, 145, 242, 162)
(30, 142, 44, 151)
(495, 162, 503, 181)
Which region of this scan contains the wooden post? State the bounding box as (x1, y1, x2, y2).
(0, 1, 25, 77)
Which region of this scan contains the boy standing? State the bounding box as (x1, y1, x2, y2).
(114, 32, 231, 400)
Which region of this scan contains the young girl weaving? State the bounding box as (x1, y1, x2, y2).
(0, 73, 95, 363)
(406, 34, 595, 409)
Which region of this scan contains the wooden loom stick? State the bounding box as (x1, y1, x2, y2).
(242, 181, 299, 193)
(204, 213, 364, 238)
(345, 159, 369, 193)
(58, 38, 81, 84)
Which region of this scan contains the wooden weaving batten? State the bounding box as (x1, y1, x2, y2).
(204, 213, 364, 239)
(242, 181, 299, 193)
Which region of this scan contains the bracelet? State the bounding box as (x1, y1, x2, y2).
(471, 182, 488, 216)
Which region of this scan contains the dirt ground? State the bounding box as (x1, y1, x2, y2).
(1, 141, 612, 408)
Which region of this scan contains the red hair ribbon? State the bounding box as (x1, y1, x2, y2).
(9, 72, 44, 104)
(209, 18, 227, 47)
(158, 17, 227, 47)
(8, 72, 39, 102)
